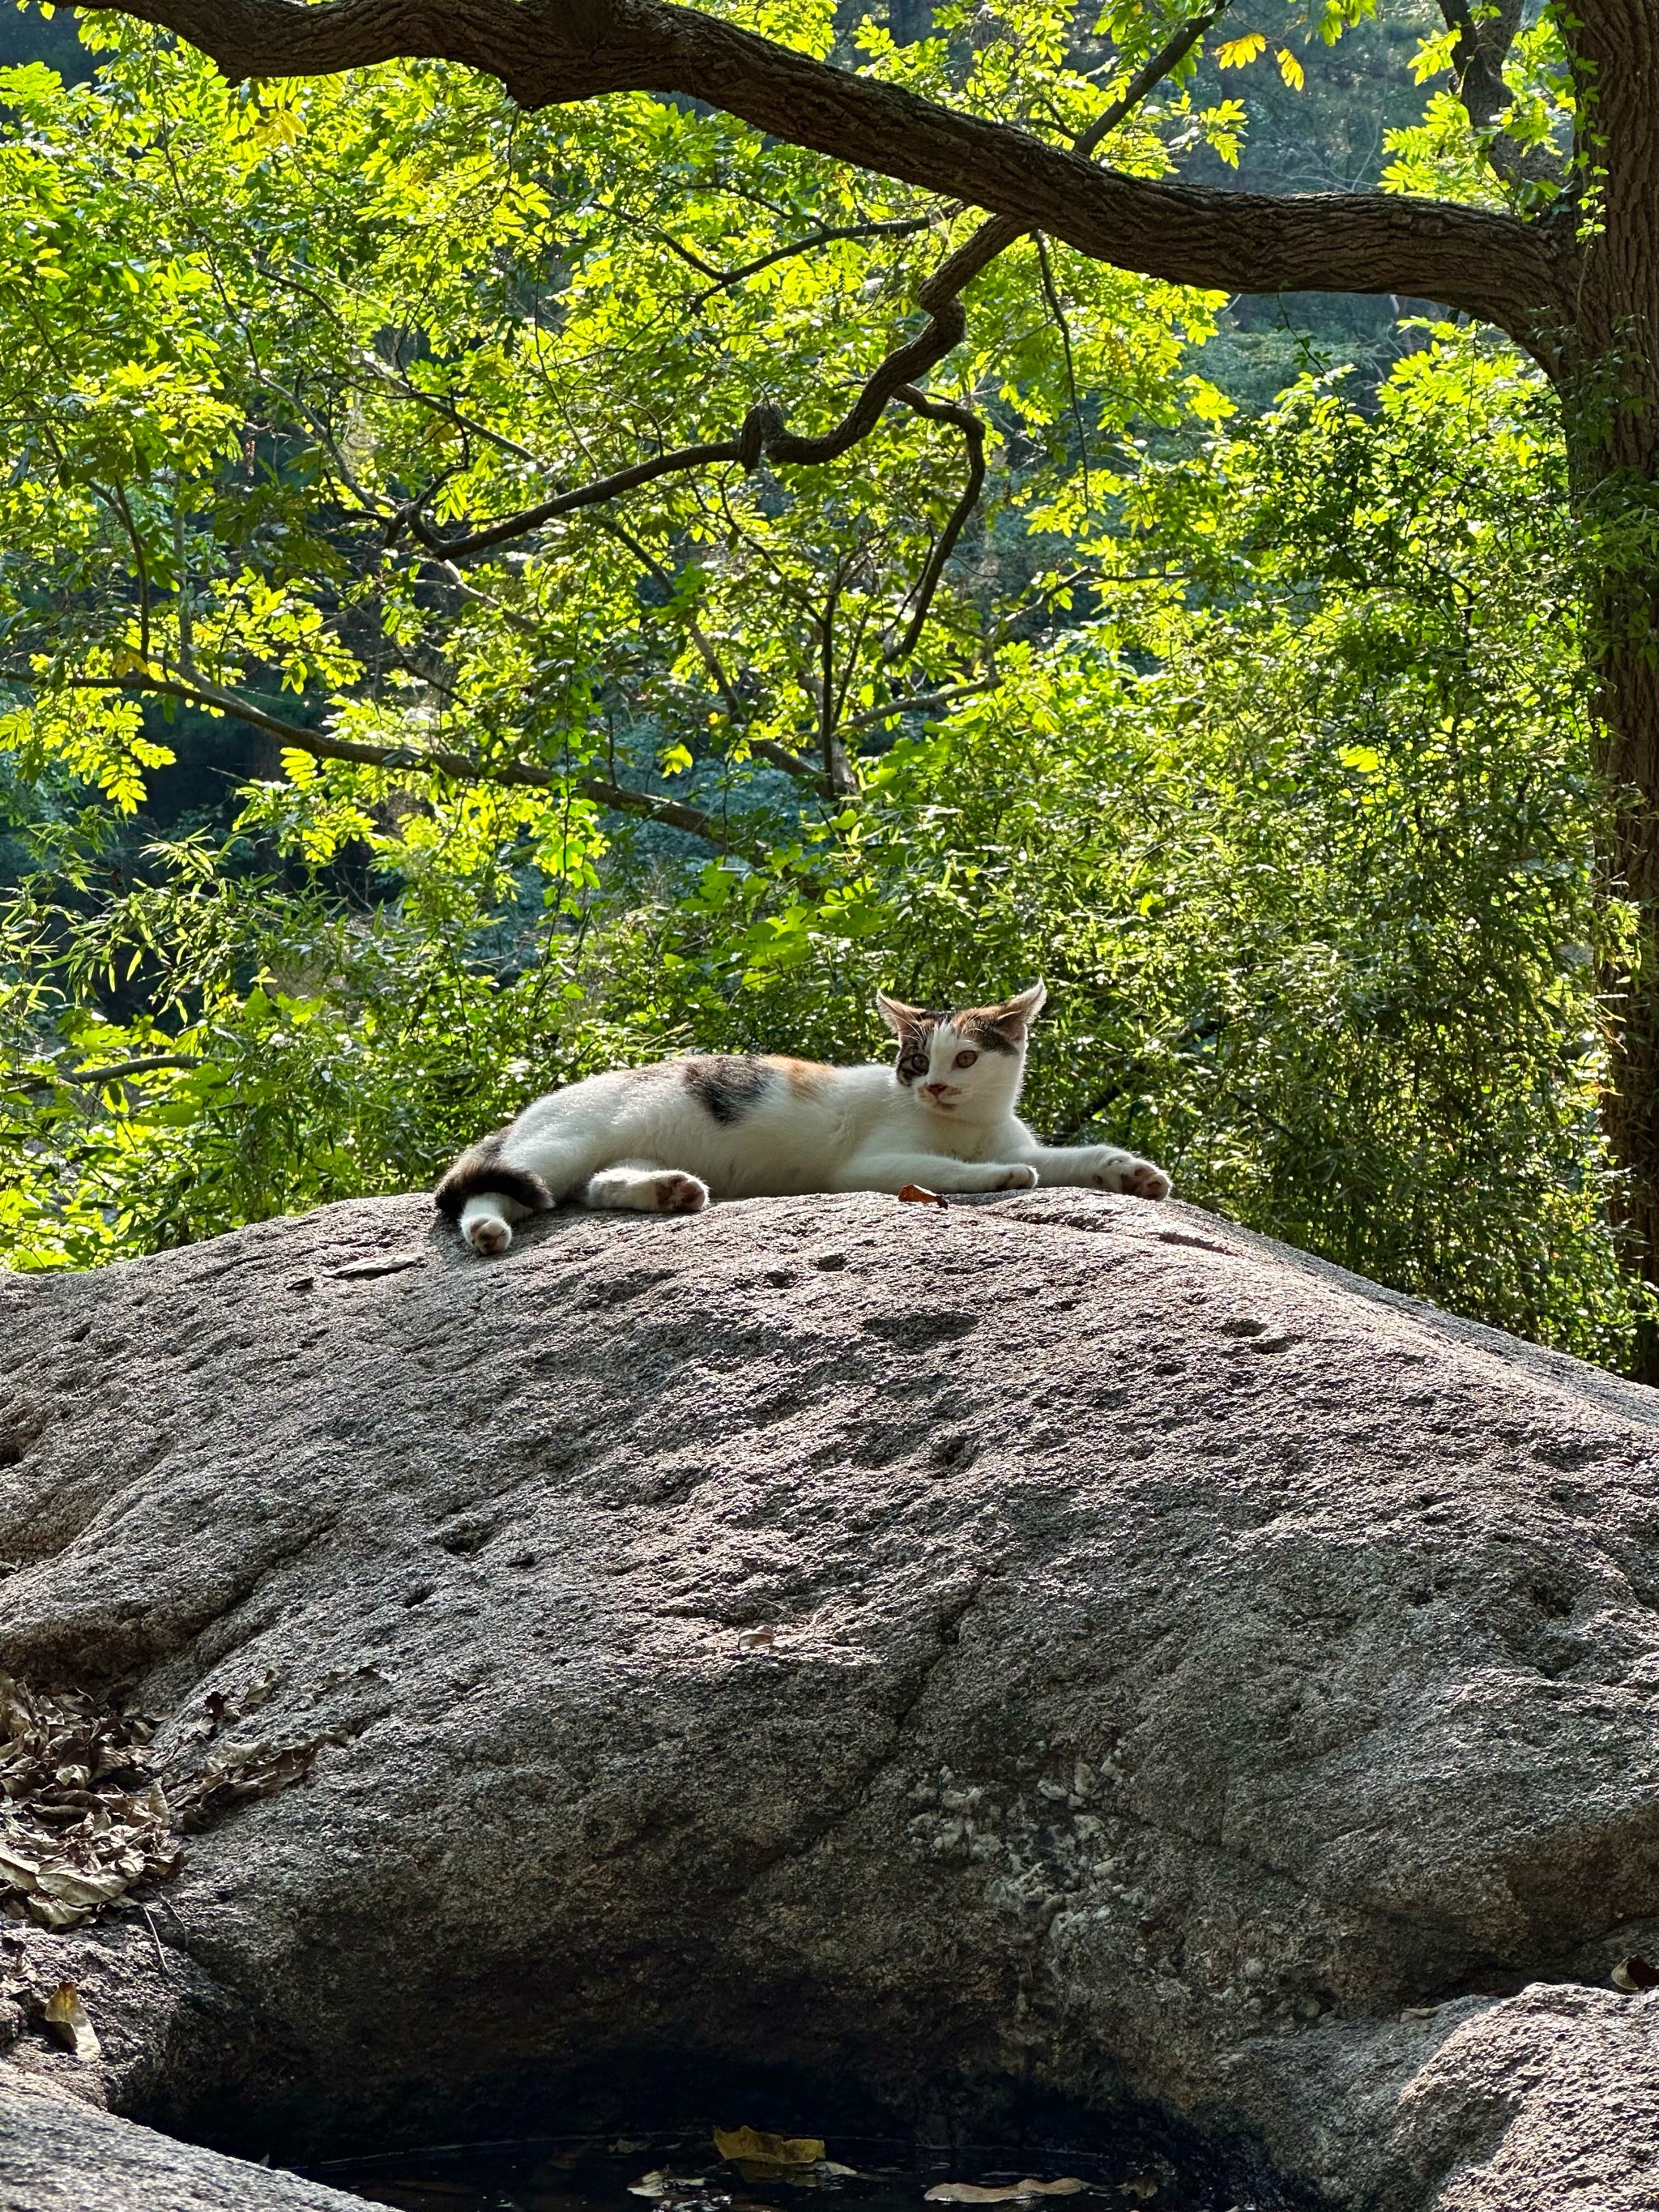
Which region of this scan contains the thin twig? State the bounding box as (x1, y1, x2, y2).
(1034, 235, 1092, 516)
(74, 1054, 201, 1084)
(1074, 0, 1235, 159)
(689, 215, 932, 307)
(884, 385, 987, 664)
(141, 1903, 169, 1973)
(837, 675, 1002, 734)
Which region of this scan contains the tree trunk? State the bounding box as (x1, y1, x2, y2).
(1591, 643, 1659, 1375)
(1561, 0, 1659, 1374)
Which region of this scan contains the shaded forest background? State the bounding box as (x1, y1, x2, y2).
(0, 3, 1632, 1365)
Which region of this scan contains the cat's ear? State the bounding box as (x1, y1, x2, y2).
(876, 989, 926, 1036)
(990, 981, 1047, 1039)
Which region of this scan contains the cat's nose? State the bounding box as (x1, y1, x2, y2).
(923, 1081, 948, 1098)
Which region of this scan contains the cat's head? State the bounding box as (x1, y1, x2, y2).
(876, 982, 1047, 1122)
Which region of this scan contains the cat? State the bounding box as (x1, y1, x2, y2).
(435, 981, 1172, 1254)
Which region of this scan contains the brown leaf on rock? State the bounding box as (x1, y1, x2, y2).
(0, 1847, 39, 1893)
(714, 2130, 825, 2168)
(36, 1866, 130, 1907)
(897, 1185, 949, 1208)
(1613, 1955, 1659, 1992)
(925, 2184, 1087, 2204)
(29, 1898, 92, 1931)
(169, 1736, 326, 1829)
(41, 1981, 100, 2062)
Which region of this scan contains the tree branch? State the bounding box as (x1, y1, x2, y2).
(20, 665, 767, 861)
(100, 0, 1570, 343)
(838, 675, 1001, 736)
(748, 737, 828, 785)
(884, 385, 987, 664)
(686, 214, 932, 307)
(73, 1054, 202, 1084)
(399, 6, 1213, 585)
(1434, 0, 1570, 197)
(6, 1053, 203, 1092)
(1073, 0, 1230, 160)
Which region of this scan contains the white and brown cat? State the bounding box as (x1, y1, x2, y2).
(436, 982, 1171, 1254)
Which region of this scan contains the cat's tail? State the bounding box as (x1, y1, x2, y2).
(434, 1138, 553, 1256)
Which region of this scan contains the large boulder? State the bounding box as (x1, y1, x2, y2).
(2, 1187, 1659, 2208)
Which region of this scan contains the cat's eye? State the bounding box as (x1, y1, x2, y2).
(953, 1049, 979, 1069)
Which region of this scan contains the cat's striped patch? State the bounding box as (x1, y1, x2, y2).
(433, 1133, 552, 1220)
(948, 1007, 1022, 1056)
(680, 1054, 773, 1124)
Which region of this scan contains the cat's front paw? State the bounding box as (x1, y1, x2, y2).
(650, 1171, 710, 1213)
(464, 1215, 513, 1256)
(1116, 1158, 1172, 1202)
(989, 1164, 1040, 1191)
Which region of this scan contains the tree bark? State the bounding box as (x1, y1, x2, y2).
(1555, 0, 1659, 1373)
(100, 0, 1572, 342)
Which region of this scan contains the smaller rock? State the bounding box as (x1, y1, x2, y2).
(0, 2078, 361, 2210)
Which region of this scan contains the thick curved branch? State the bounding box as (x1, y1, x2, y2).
(102, 0, 1570, 342)
(404, 10, 1209, 576)
(408, 434, 747, 558)
(403, 299, 971, 562)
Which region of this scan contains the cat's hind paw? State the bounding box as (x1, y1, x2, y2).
(463, 1214, 513, 1256)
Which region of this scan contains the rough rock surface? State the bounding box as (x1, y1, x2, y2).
(3, 1188, 1659, 2209)
(1388, 1987, 1659, 2209)
(0, 2077, 362, 2210)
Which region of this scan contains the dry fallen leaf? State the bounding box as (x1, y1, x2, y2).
(897, 1185, 949, 1208)
(36, 1866, 130, 1908)
(1614, 1955, 1659, 1992)
(925, 2184, 1085, 2204)
(0, 1668, 327, 1935)
(0, 1847, 39, 1893)
(714, 2130, 825, 2168)
(42, 1981, 100, 2062)
(738, 1629, 777, 1652)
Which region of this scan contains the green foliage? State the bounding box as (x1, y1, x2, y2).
(0, 10, 1643, 1369)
